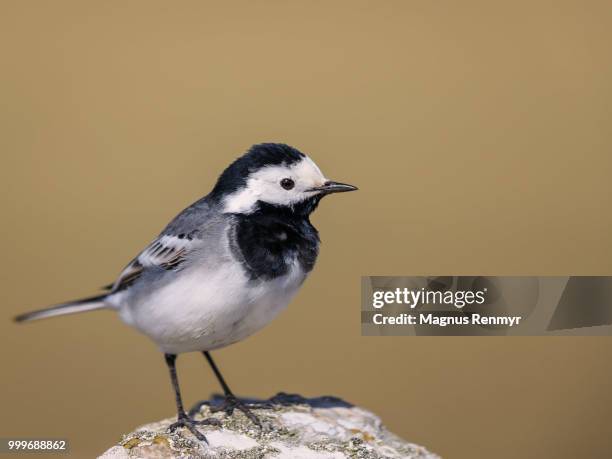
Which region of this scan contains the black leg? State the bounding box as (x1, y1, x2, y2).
(200, 351, 263, 427)
(166, 354, 188, 415)
(203, 351, 233, 396)
(164, 353, 209, 442)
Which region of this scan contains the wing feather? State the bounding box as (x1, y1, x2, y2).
(105, 197, 217, 294)
(109, 235, 192, 293)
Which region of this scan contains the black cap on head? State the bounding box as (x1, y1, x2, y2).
(211, 143, 306, 198)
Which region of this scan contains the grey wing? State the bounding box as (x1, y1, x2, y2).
(108, 234, 195, 293)
(104, 195, 219, 293)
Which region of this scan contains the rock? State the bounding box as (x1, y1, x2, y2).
(99, 393, 439, 459)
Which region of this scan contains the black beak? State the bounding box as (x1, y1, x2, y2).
(309, 181, 358, 194)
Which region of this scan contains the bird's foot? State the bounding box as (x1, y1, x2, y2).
(210, 394, 264, 427)
(168, 413, 211, 443)
(189, 394, 295, 428)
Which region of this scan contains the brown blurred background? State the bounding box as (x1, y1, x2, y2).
(1, 1, 612, 458)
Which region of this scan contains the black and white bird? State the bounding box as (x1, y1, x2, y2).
(15, 143, 357, 441)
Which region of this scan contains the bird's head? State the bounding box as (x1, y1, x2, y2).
(211, 143, 357, 215)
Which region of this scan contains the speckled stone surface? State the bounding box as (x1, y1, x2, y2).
(99, 394, 440, 459)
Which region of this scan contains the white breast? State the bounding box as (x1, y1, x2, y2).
(116, 258, 306, 354)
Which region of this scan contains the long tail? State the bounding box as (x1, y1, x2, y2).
(14, 294, 109, 323)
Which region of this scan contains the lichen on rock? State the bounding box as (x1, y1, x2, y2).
(99, 393, 439, 459)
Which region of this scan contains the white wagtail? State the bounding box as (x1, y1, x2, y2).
(15, 143, 357, 441)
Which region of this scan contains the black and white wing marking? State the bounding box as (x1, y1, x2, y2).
(107, 234, 192, 293)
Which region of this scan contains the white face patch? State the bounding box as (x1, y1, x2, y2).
(222, 156, 327, 214)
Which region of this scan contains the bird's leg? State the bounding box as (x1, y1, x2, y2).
(164, 353, 211, 442)
(199, 351, 264, 427)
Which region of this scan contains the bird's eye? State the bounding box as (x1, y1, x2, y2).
(280, 178, 295, 190)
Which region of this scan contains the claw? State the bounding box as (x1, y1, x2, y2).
(168, 414, 208, 443)
(195, 417, 222, 427)
(210, 395, 263, 427)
